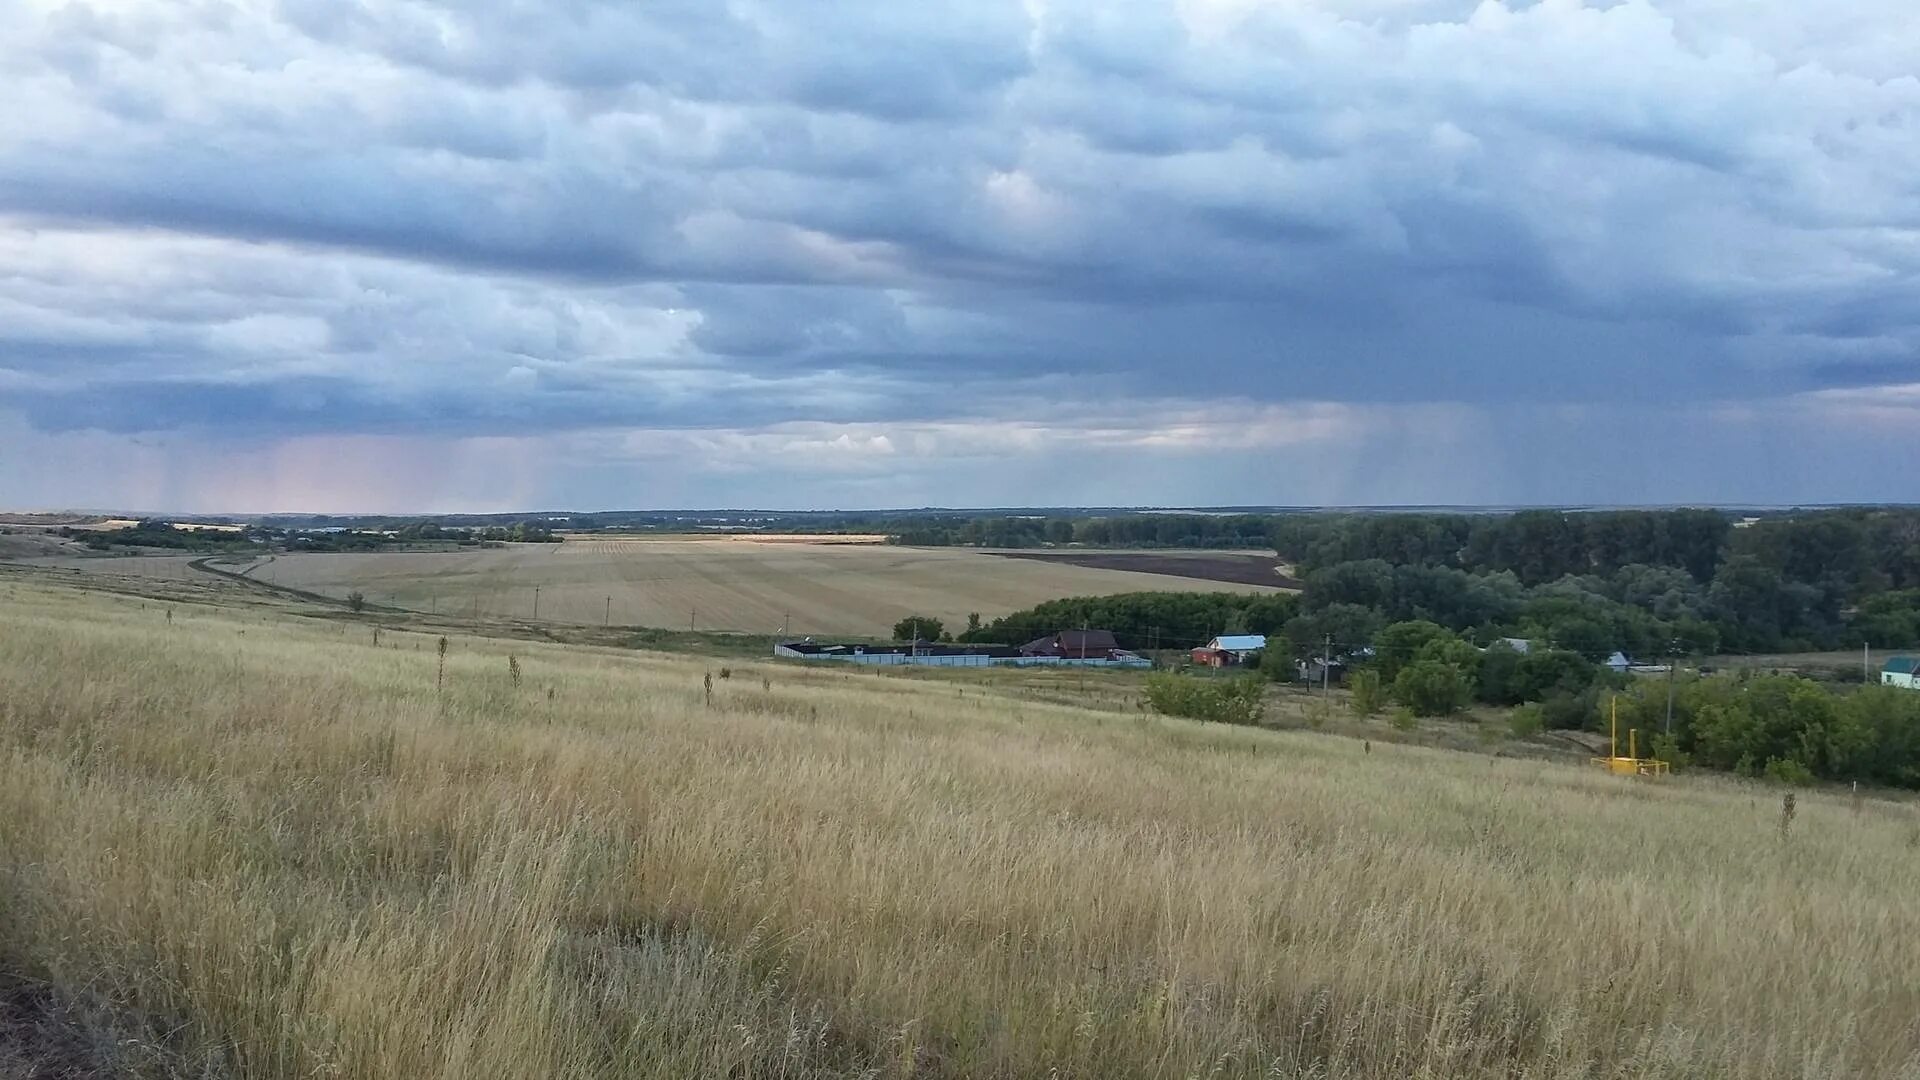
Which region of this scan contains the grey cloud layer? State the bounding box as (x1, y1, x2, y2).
(2, 0, 1919, 507)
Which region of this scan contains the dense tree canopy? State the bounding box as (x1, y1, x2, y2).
(894, 513, 1276, 549)
(1613, 676, 1920, 789)
(892, 615, 947, 642)
(1270, 509, 1733, 584)
(961, 592, 1300, 651)
(943, 508, 1920, 667)
(889, 509, 1920, 654)
(1271, 510, 1920, 656)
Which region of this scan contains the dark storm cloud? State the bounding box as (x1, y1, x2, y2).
(3, 0, 1920, 508)
(14, 363, 977, 438)
(0, 156, 688, 282)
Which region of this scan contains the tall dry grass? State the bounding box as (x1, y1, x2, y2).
(2, 577, 1919, 1078)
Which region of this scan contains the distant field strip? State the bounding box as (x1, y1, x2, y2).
(207, 541, 1280, 635)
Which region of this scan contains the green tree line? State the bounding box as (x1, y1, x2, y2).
(1279, 619, 1615, 720)
(959, 592, 1300, 650)
(1608, 675, 1920, 787)
(1272, 509, 1920, 655)
(894, 513, 1278, 549)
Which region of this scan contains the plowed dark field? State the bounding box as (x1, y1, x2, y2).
(988, 550, 1302, 589)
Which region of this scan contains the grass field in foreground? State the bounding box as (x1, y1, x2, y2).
(2, 577, 1919, 1078)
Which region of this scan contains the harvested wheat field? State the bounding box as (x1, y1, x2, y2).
(2, 574, 1918, 1078)
(11, 552, 206, 580)
(238, 538, 1278, 635)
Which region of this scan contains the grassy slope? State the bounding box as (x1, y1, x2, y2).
(2, 577, 1919, 1078)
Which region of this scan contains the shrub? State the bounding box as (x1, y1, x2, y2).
(1511, 650, 1601, 703)
(1477, 642, 1526, 704)
(1539, 689, 1601, 731)
(1392, 660, 1471, 717)
(1349, 669, 1385, 716)
(346, 590, 366, 613)
(1389, 707, 1418, 732)
(1648, 732, 1689, 769)
(1144, 673, 1265, 726)
(1373, 620, 1452, 682)
(1508, 703, 1545, 738)
(1259, 646, 1297, 682)
(1765, 757, 1816, 786)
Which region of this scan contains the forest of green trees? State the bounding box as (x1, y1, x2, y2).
(1609, 674, 1920, 787)
(67, 519, 561, 552)
(959, 591, 1301, 651)
(1272, 508, 1920, 655)
(1266, 509, 1920, 784)
(954, 508, 1920, 657)
(67, 521, 261, 553)
(895, 507, 1920, 653)
(893, 513, 1277, 548)
(972, 508, 1920, 788)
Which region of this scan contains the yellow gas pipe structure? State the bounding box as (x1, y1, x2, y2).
(1591, 696, 1670, 777)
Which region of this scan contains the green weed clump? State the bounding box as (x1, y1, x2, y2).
(1507, 702, 1546, 738)
(1143, 672, 1265, 725)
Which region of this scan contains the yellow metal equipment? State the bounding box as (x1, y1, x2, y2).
(1591, 697, 1670, 777)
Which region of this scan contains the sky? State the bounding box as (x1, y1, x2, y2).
(3, 0, 1919, 513)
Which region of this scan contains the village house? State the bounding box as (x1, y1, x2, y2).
(1191, 634, 1266, 668)
(1020, 629, 1120, 659)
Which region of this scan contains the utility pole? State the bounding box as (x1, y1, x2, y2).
(1865, 640, 1872, 684)
(1322, 634, 1332, 698)
(782, 612, 790, 637)
(604, 595, 611, 627)
(1664, 639, 1677, 736)
(532, 586, 540, 620)
(690, 609, 696, 633)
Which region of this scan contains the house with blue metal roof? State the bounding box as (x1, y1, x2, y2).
(1191, 634, 1267, 668)
(1884, 657, 1919, 690)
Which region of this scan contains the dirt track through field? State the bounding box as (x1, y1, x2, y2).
(177, 540, 1280, 636)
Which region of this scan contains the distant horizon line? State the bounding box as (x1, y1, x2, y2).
(7, 502, 1914, 522)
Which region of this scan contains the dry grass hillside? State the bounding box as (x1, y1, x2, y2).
(2, 574, 1918, 1078)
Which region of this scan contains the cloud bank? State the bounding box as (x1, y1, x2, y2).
(2, 0, 1919, 511)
